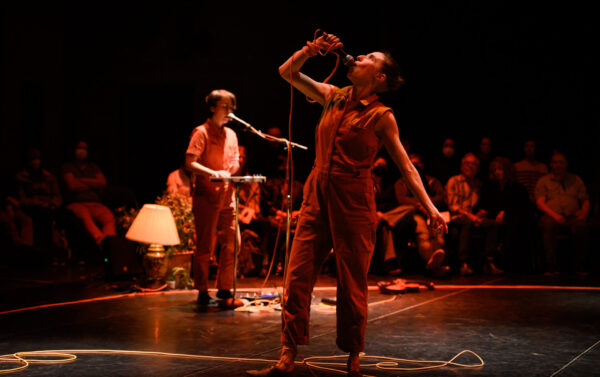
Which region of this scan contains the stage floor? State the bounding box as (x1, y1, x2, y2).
(1, 263, 599, 376)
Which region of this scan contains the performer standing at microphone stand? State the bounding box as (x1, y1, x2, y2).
(247, 34, 447, 377)
(185, 89, 240, 308)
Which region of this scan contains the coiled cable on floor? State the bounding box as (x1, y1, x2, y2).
(0, 351, 77, 374)
(303, 350, 484, 375)
(0, 348, 484, 375)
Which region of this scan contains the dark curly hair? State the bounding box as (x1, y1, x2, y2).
(490, 156, 515, 182)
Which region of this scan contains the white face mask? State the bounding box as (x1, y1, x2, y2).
(442, 146, 455, 158)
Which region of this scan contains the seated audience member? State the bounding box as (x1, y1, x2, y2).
(15, 148, 63, 251)
(259, 156, 303, 277)
(235, 146, 261, 225)
(476, 136, 495, 184)
(394, 153, 450, 276)
(166, 163, 192, 199)
(514, 139, 549, 203)
(446, 153, 502, 275)
(429, 137, 460, 186)
(61, 140, 116, 248)
(588, 166, 600, 273)
(0, 194, 33, 250)
(535, 151, 589, 275)
(478, 157, 535, 272)
(234, 145, 268, 276)
(372, 156, 405, 275)
(253, 126, 288, 179)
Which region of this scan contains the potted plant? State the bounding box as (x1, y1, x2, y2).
(169, 267, 193, 290)
(155, 192, 195, 274)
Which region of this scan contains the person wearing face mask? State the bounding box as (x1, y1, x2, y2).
(247, 33, 447, 377)
(185, 89, 240, 307)
(61, 141, 115, 248)
(430, 137, 460, 186)
(16, 148, 62, 252)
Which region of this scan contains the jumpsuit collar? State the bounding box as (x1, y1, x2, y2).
(348, 87, 380, 108)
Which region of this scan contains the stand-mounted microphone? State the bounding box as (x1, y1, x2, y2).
(226, 113, 308, 151)
(227, 113, 251, 128)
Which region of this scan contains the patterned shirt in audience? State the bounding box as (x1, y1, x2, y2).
(446, 174, 481, 218)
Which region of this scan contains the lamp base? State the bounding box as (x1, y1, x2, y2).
(143, 244, 168, 287)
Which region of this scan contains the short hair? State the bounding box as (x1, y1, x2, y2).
(380, 51, 405, 92)
(551, 149, 567, 161)
(205, 89, 236, 112)
(462, 152, 480, 165)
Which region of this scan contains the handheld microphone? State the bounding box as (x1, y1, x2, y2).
(227, 113, 251, 128)
(338, 48, 355, 67)
(320, 31, 354, 67)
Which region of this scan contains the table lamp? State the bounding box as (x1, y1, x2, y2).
(125, 204, 181, 287)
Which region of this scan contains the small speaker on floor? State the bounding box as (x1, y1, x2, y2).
(102, 236, 143, 279)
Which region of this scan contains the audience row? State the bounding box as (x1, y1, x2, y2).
(374, 137, 597, 277)
(2, 135, 598, 278)
(0, 141, 116, 262)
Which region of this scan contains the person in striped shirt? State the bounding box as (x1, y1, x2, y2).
(514, 139, 548, 203)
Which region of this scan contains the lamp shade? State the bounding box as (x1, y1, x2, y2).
(125, 204, 181, 246)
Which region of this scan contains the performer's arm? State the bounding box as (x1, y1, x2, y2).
(185, 154, 230, 179)
(278, 33, 341, 105)
(376, 112, 447, 232)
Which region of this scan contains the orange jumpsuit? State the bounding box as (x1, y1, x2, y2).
(281, 86, 391, 353)
(186, 122, 239, 292)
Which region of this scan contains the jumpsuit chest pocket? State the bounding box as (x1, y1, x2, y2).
(349, 117, 370, 130)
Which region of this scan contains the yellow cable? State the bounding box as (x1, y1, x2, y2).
(0, 352, 77, 375)
(0, 348, 483, 375)
(303, 350, 484, 375)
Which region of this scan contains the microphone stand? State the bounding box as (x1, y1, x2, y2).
(229, 114, 307, 152)
(228, 114, 307, 290)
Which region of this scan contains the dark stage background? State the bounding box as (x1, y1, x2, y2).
(2, 1, 597, 205)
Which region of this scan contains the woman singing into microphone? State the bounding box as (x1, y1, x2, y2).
(247, 33, 447, 377)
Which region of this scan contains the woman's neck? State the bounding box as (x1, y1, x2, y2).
(351, 85, 376, 101)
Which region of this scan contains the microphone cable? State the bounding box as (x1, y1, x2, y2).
(279, 29, 356, 376)
(281, 28, 348, 287)
(302, 29, 344, 103)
